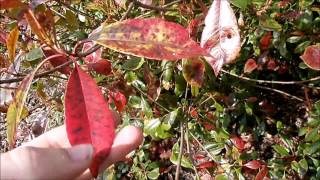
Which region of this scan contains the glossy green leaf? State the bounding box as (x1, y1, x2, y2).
(272, 145, 289, 157)
(123, 57, 145, 70)
(25, 48, 44, 62)
(259, 18, 282, 32)
(170, 142, 193, 169)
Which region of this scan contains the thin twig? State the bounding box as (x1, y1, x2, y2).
(254, 85, 304, 102)
(55, 0, 96, 19)
(185, 123, 200, 180)
(133, 0, 174, 12)
(175, 122, 184, 180)
(120, 2, 135, 21)
(221, 69, 320, 85)
(132, 85, 170, 113)
(137, 0, 182, 18)
(189, 132, 216, 161)
(0, 42, 101, 85)
(0, 86, 17, 90)
(0, 60, 73, 84)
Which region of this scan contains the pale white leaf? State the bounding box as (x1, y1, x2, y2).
(200, 0, 241, 76)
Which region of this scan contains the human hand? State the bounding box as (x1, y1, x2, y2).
(0, 114, 143, 180)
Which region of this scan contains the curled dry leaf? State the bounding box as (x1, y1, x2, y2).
(244, 58, 258, 74)
(182, 58, 205, 87)
(200, 0, 241, 76)
(89, 18, 208, 60)
(6, 58, 49, 149)
(65, 65, 115, 177)
(243, 160, 262, 170)
(300, 45, 320, 70)
(6, 26, 20, 63)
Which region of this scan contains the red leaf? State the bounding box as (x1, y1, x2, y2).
(230, 136, 245, 150)
(190, 107, 198, 118)
(0, 31, 7, 45)
(82, 41, 102, 63)
(65, 65, 115, 177)
(89, 18, 208, 60)
(42, 46, 71, 74)
(244, 58, 258, 74)
(194, 154, 206, 160)
(202, 121, 215, 131)
(244, 160, 262, 170)
(188, 18, 201, 38)
(197, 161, 216, 169)
(255, 165, 269, 180)
(0, 0, 27, 10)
(88, 59, 112, 76)
(259, 32, 272, 51)
(109, 91, 127, 112)
(267, 59, 277, 71)
(300, 45, 320, 71)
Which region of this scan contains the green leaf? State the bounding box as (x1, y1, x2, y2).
(123, 57, 145, 70)
(128, 96, 141, 109)
(272, 145, 289, 157)
(174, 74, 186, 97)
(215, 174, 229, 180)
(205, 142, 225, 155)
(305, 127, 320, 142)
(294, 41, 311, 54)
(170, 142, 193, 169)
(287, 36, 303, 43)
(162, 61, 173, 90)
(259, 18, 282, 32)
(231, 0, 250, 9)
(146, 168, 159, 180)
(141, 97, 153, 119)
(299, 0, 314, 9)
(25, 48, 44, 62)
(65, 10, 79, 30)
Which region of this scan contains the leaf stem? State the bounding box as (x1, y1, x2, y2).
(175, 121, 184, 180)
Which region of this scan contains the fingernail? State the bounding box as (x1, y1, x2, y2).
(68, 144, 93, 161)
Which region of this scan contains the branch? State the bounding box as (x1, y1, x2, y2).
(0, 59, 73, 84)
(120, 2, 135, 21)
(254, 85, 304, 102)
(132, 0, 174, 12)
(221, 69, 320, 85)
(175, 122, 184, 180)
(55, 0, 96, 19)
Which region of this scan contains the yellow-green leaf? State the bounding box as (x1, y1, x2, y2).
(6, 59, 48, 149)
(6, 26, 19, 63)
(24, 9, 52, 45)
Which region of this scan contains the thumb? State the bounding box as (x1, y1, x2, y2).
(1, 144, 93, 180)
